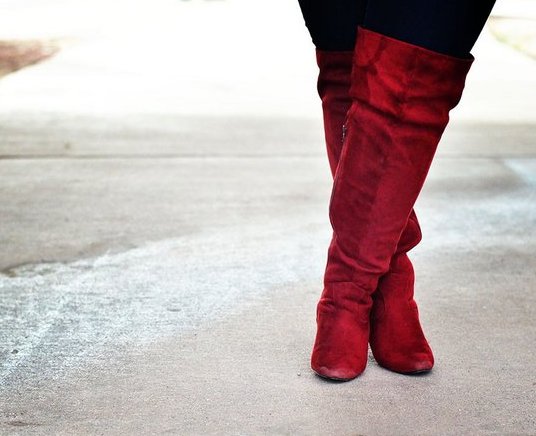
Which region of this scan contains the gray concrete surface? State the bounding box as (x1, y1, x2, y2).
(1, 1, 536, 435)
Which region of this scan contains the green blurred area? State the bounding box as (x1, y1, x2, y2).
(489, 16, 536, 59)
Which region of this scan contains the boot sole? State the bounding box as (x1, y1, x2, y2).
(311, 367, 360, 382)
(383, 366, 433, 375)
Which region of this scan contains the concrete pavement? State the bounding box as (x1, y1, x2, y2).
(1, 0, 536, 434)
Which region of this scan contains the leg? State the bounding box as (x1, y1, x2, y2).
(297, 1, 374, 381)
(362, 0, 496, 374)
(312, 1, 495, 380)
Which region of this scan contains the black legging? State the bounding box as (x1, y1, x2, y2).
(298, 0, 496, 58)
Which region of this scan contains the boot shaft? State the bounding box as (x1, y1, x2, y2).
(326, 27, 474, 290)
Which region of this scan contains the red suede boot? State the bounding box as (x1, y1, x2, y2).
(315, 49, 433, 376)
(311, 27, 473, 381)
(313, 50, 370, 380)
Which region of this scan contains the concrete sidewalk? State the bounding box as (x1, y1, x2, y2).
(1, 1, 536, 435)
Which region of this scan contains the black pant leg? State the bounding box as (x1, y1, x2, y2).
(363, 0, 496, 58)
(297, 0, 368, 51)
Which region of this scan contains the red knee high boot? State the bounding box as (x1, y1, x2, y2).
(311, 27, 473, 381)
(316, 49, 432, 374)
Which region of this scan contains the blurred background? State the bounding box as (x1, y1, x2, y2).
(0, 0, 316, 116)
(1, 1, 535, 434)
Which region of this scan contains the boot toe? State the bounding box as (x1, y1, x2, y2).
(383, 356, 434, 375)
(402, 359, 434, 374)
